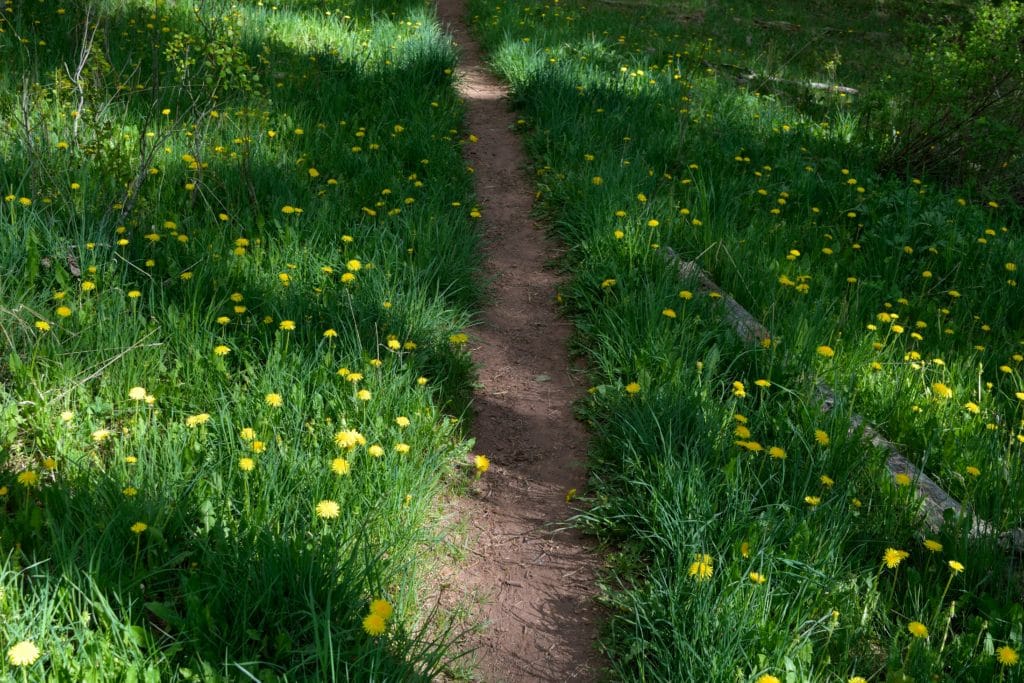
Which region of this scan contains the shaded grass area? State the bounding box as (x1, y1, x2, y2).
(467, 0, 1024, 679)
(1, 0, 482, 679)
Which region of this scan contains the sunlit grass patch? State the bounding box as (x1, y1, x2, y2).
(1, 0, 481, 677)
(468, 0, 1024, 679)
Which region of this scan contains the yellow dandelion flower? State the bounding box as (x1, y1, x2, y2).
(17, 470, 39, 487)
(688, 554, 714, 581)
(816, 345, 835, 358)
(367, 445, 384, 457)
(370, 599, 393, 620)
(279, 320, 295, 331)
(749, 572, 767, 584)
(238, 457, 255, 472)
(625, 382, 641, 394)
(6, 641, 40, 667)
(334, 430, 365, 449)
(362, 613, 386, 636)
(908, 621, 929, 638)
(128, 386, 147, 401)
(131, 522, 148, 534)
(315, 500, 340, 519)
(265, 393, 284, 408)
(768, 446, 786, 460)
(331, 458, 351, 475)
(395, 416, 411, 428)
(805, 496, 821, 506)
(923, 539, 943, 552)
(474, 454, 490, 475)
(814, 429, 830, 446)
(883, 548, 910, 568)
(948, 560, 964, 573)
(997, 646, 1019, 666)
(185, 413, 211, 427)
(931, 382, 953, 399)
(214, 345, 231, 356)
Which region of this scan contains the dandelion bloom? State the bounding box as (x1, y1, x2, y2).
(213, 345, 231, 356)
(92, 428, 113, 441)
(238, 458, 255, 472)
(931, 382, 953, 399)
(367, 445, 385, 457)
(755, 676, 780, 683)
(315, 500, 340, 519)
(395, 416, 410, 428)
(331, 458, 351, 476)
(474, 455, 490, 475)
(17, 470, 39, 487)
(908, 621, 929, 638)
(805, 496, 821, 506)
(185, 413, 210, 428)
(754, 379, 771, 388)
(56, 305, 72, 317)
(356, 389, 372, 401)
(816, 345, 835, 358)
(894, 473, 911, 487)
(768, 446, 786, 460)
(128, 386, 147, 400)
(265, 393, 284, 408)
(820, 475, 835, 488)
(688, 554, 713, 581)
(362, 613, 386, 636)
(883, 548, 909, 568)
(814, 429, 830, 446)
(131, 522, 148, 534)
(334, 430, 364, 449)
(279, 320, 296, 331)
(749, 572, 766, 584)
(849, 677, 868, 683)
(6, 641, 40, 667)
(625, 382, 640, 394)
(997, 646, 1019, 666)
(923, 539, 943, 552)
(966, 466, 981, 477)
(370, 599, 393, 620)
(948, 560, 964, 574)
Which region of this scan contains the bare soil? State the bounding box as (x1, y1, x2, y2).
(433, 0, 604, 680)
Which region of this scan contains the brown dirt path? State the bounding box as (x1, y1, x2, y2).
(433, 0, 604, 680)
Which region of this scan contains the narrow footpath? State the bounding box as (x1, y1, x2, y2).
(434, 0, 603, 680)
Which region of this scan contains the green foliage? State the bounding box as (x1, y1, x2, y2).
(0, 0, 479, 678)
(467, 0, 1024, 679)
(880, 0, 1024, 199)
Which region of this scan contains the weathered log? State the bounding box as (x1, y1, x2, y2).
(666, 249, 1023, 548)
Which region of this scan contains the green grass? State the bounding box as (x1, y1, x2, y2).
(467, 0, 1024, 680)
(1, 0, 482, 679)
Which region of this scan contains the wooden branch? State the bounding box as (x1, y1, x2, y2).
(702, 60, 859, 95)
(666, 249, 1022, 548)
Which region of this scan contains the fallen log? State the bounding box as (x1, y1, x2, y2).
(702, 60, 859, 95)
(666, 248, 1023, 548)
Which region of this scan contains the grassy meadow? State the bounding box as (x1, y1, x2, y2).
(1, 0, 483, 679)
(465, 0, 1024, 680)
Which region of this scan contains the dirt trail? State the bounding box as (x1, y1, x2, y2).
(434, 0, 603, 680)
